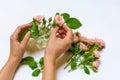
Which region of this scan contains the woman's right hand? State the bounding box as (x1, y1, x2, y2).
(45, 25, 73, 61)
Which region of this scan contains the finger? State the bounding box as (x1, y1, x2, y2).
(12, 24, 32, 40)
(62, 25, 71, 32)
(21, 32, 31, 48)
(62, 26, 72, 39)
(50, 26, 59, 38)
(58, 29, 64, 34)
(62, 34, 66, 38)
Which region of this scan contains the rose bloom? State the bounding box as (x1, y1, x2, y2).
(55, 15, 64, 25)
(94, 38, 105, 47)
(73, 32, 81, 42)
(92, 60, 100, 69)
(80, 42, 88, 51)
(86, 38, 96, 45)
(80, 36, 88, 42)
(93, 50, 100, 58)
(33, 15, 43, 23)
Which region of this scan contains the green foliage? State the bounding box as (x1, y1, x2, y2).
(21, 57, 45, 77)
(18, 29, 29, 42)
(51, 22, 56, 28)
(61, 13, 82, 29)
(48, 17, 52, 22)
(30, 19, 39, 38)
(61, 13, 70, 22)
(92, 66, 98, 72)
(28, 60, 38, 70)
(84, 66, 90, 75)
(39, 57, 44, 69)
(65, 41, 104, 75)
(66, 18, 82, 29)
(32, 69, 41, 77)
(71, 61, 77, 70)
(43, 18, 46, 25)
(20, 56, 34, 64)
(19, 19, 39, 41)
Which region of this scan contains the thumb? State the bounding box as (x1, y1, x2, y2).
(21, 32, 31, 48)
(50, 26, 59, 38)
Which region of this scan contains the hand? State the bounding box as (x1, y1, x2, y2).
(45, 25, 73, 61)
(0, 24, 32, 80)
(42, 26, 72, 80)
(9, 24, 31, 61)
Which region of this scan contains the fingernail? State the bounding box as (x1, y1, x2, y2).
(27, 31, 31, 35)
(28, 23, 32, 26)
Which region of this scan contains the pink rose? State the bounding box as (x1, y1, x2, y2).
(93, 50, 100, 58)
(73, 32, 81, 42)
(80, 36, 88, 42)
(55, 15, 64, 25)
(80, 42, 88, 51)
(33, 15, 43, 23)
(95, 38, 105, 47)
(92, 60, 100, 69)
(86, 38, 96, 44)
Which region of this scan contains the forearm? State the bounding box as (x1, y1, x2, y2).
(42, 53, 56, 80)
(0, 56, 20, 80)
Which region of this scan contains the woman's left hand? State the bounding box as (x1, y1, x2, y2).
(10, 24, 31, 61)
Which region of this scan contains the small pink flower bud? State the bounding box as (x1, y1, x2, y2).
(33, 15, 43, 23)
(95, 38, 105, 47)
(73, 32, 81, 42)
(55, 15, 64, 25)
(80, 42, 88, 51)
(86, 38, 95, 44)
(93, 50, 100, 58)
(93, 60, 100, 69)
(80, 36, 88, 42)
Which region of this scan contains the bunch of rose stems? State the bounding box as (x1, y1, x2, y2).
(65, 32, 105, 74)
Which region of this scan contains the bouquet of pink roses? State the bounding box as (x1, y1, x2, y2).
(20, 12, 105, 77)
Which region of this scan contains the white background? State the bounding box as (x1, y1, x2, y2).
(0, 0, 120, 80)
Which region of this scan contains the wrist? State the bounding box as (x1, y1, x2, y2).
(44, 54, 56, 63)
(45, 49, 58, 60)
(9, 55, 21, 64)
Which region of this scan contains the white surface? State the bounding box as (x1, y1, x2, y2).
(0, 0, 120, 80)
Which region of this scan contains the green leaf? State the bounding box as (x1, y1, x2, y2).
(55, 12, 60, 15)
(18, 29, 29, 42)
(30, 19, 39, 38)
(48, 17, 52, 22)
(32, 69, 41, 77)
(71, 61, 77, 70)
(84, 66, 90, 75)
(92, 66, 98, 72)
(39, 57, 44, 68)
(28, 60, 38, 70)
(66, 18, 82, 29)
(83, 52, 93, 58)
(61, 13, 70, 22)
(20, 56, 34, 64)
(51, 22, 56, 28)
(43, 18, 46, 25)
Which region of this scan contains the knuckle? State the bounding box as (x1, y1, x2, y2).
(10, 34, 14, 40)
(20, 45, 24, 50)
(24, 34, 30, 40)
(16, 26, 20, 29)
(17, 26, 22, 31)
(67, 40, 72, 45)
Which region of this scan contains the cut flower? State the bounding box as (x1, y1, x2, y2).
(20, 12, 105, 77)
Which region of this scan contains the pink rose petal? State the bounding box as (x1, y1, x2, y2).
(34, 15, 43, 23)
(55, 15, 64, 25)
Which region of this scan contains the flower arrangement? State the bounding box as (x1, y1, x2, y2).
(20, 12, 105, 77)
